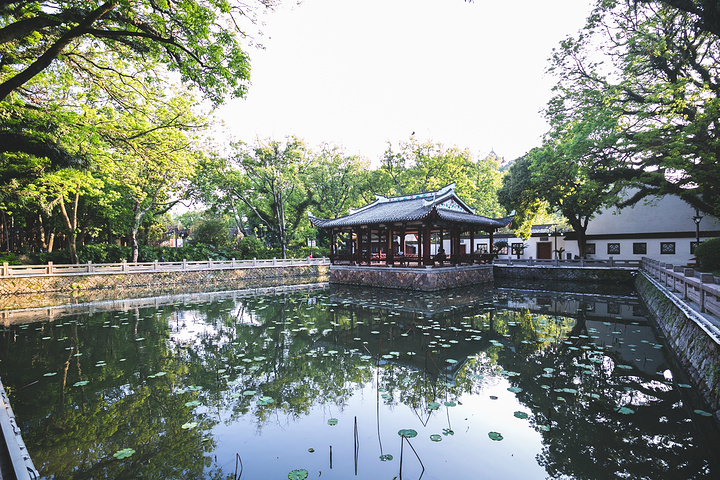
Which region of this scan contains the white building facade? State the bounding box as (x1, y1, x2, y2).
(473, 193, 719, 265)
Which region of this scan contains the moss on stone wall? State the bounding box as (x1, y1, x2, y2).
(635, 273, 720, 422)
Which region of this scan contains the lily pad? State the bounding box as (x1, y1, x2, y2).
(616, 406, 635, 415)
(694, 409, 713, 417)
(73, 380, 89, 387)
(242, 390, 256, 396)
(327, 418, 338, 426)
(43, 372, 57, 377)
(514, 411, 528, 419)
(442, 428, 454, 436)
(507, 387, 523, 393)
(185, 400, 201, 407)
(444, 401, 457, 407)
(428, 402, 441, 410)
(379, 454, 393, 461)
(113, 448, 136, 459)
(488, 431, 503, 441)
(398, 428, 417, 438)
(430, 434, 442, 442)
(181, 421, 198, 430)
(288, 469, 309, 480)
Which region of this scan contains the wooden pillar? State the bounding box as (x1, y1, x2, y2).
(489, 229, 494, 256)
(470, 228, 476, 261)
(386, 226, 394, 265)
(416, 228, 422, 265)
(365, 228, 372, 264)
(423, 224, 432, 266)
(330, 229, 335, 262)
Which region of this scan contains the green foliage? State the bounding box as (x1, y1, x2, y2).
(235, 236, 266, 259)
(190, 218, 232, 249)
(0, 1, 271, 105)
(695, 238, 720, 272)
(77, 245, 131, 264)
(544, 0, 720, 218)
(378, 138, 506, 217)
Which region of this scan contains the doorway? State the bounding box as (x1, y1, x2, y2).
(537, 242, 552, 259)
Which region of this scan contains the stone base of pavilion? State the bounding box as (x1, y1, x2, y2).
(329, 264, 493, 291)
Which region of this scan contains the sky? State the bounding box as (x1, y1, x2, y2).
(217, 0, 595, 165)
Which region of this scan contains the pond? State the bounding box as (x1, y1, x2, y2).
(1, 282, 719, 480)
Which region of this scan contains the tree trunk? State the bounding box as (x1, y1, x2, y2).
(58, 192, 79, 263)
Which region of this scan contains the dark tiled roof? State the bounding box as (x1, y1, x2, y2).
(436, 209, 514, 228)
(309, 184, 513, 230)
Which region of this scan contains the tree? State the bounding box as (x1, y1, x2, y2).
(499, 141, 619, 257)
(379, 138, 506, 216)
(231, 137, 311, 259)
(23, 168, 103, 262)
(0, 0, 275, 105)
(91, 91, 205, 262)
(546, 0, 720, 218)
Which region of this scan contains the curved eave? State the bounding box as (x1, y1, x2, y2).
(310, 210, 514, 230)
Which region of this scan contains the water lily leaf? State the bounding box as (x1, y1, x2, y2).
(446, 358, 458, 364)
(398, 429, 417, 438)
(288, 468, 309, 480)
(507, 387, 523, 393)
(694, 409, 713, 417)
(43, 372, 57, 377)
(430, 434, 442, 442)
(113, 448, 135, 459)
(616, 364, 633, 370)
(327, 418, 338, 426)
(242, 390, 256, 396)
(442, 428, 454, 436)
(379, 454, 393, 461)
(489, 395, 498, 400)
(513, 411, 528, 419)
(539, 425, 551, 432)
(135, 337, 145, 341)
(444, 401, 456, 407)
(616, 406, 634, 415)
(488, 431, 503, 441)
(181, 421, 198, 430)
(73, 380, 89, 387)
(677, 383, 692, 389)
(185, 400, 201, 407)
(308, 448, 315, 453)
(428, 402, 441, 410)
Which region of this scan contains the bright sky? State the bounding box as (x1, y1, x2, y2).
(218, 0, 594, 164)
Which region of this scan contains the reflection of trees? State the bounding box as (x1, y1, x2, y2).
(489, 306, 717, 479)
(2, 287, 718, 479)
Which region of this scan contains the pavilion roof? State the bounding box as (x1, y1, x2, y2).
(309, 184, 513, 230)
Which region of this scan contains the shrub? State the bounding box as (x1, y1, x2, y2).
(190, 219, 232, 250)
(77, 245, 130, 263)
(695, 237, 720, 272)
(235, 236, 266, 259)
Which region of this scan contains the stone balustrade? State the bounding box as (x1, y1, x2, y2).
(641, 258, 720, 317)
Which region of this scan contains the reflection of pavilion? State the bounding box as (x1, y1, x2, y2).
(310, 184, 513, 291)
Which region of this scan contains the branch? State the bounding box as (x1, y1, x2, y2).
(0, 1, 118, 102)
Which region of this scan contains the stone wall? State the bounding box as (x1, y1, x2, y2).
(635, 273, 720, 421)
(0, 265, 328, 310)
(494, 264, 637, 283)
(329, 265, 493, 291)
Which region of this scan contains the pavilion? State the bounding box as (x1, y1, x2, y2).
(309, 184, 514, 290)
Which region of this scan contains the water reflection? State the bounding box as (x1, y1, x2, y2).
(0, 282, 717, 479)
